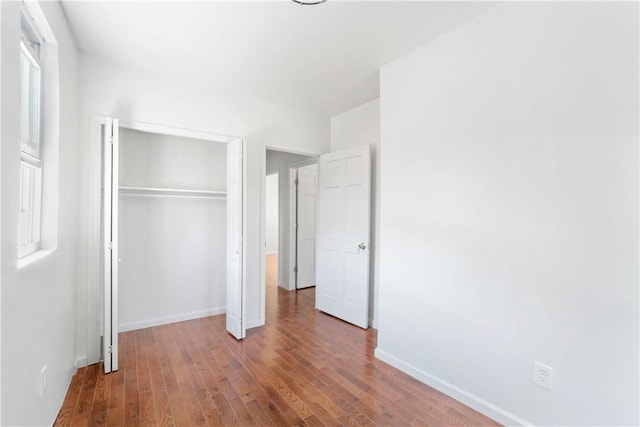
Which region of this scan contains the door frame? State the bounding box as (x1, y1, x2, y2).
(86, 115, 245, 367)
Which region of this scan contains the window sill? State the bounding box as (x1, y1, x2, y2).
(17, 249, 54, 269)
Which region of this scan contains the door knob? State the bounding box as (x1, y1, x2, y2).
(358, 243, 367, 251)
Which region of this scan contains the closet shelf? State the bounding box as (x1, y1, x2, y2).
(119, 186, 226, 199)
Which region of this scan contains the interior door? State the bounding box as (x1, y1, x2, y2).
(102, 117, 119, 373)
(296, 164, 317, 289)
(316, 145, 371, 328)
(226, 139, 246, 339)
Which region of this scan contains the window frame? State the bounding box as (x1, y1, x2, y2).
(18, 8, 44, 259)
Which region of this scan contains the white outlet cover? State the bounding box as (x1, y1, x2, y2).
(532, 361, 553, 390)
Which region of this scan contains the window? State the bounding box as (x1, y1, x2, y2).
(18, 9, 44, 258)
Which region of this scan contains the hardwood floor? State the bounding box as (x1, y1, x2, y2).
(265, 254, 278, 291)
(55, 255, 500, 426)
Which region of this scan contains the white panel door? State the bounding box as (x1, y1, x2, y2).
(316, 145, 371, 328)
(296, 164, 317, 289)
(226, 139, 246, 339)
(103, 118, 119, 373)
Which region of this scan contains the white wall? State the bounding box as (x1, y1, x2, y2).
(118, 129, 227, 331)
(277, 172, 293, 289)
(119, 129, 227, 191)
(377, 2, 638, 426)
(76, 54, 330, 365)
(265, 173, 279, 255)
(0, 3, 3, 423)
(330, 99, 380, 328)
(331, 99, 380, 152)
(1, 1, 80, 425)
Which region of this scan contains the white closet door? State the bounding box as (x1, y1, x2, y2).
(226, 139, 246, 339)
(316, 145, 371, 329)
(103, 117, 119, 373)
(296, 164, 317, 289)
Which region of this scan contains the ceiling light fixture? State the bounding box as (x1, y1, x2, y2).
(291, 0, 327, 5)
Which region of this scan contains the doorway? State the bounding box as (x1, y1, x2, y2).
(263, 149, 316, 306)
(261, 144, 373, 330)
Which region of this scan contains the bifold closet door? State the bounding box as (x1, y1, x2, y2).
(226, 139, 246, 340)
(102, 121, 246, 367)
(102, 117, 119, 373)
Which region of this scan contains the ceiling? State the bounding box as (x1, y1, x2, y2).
(61, 1, 495, 117)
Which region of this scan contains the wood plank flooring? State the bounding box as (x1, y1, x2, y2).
(55, 255, 500, 426)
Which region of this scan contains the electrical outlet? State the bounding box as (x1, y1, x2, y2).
(39, 365, 47, 397)
(532, 362, 553, 390)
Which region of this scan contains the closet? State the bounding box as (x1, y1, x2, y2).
(117, 128, 227, 332)
(99, 118, 245, 373)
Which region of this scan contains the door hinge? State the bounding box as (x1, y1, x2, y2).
(294, 266, 298, 273)
(106, 345, 113, 355)
(107, 242, 113, 250)
(108, 135, 114, 144)
(295, 179, 299, 185)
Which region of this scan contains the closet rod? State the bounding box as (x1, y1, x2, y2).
(119, 186, 227, 199)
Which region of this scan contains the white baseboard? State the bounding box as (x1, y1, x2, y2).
(374, 348, 532, 426)
(118, 307, 226, 332)
(278, 281, 293, 291)
(368, 317, 378, 329)
(74, 355, 88, 369)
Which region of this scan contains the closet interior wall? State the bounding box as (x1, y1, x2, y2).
(117, 128, 227, 332)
